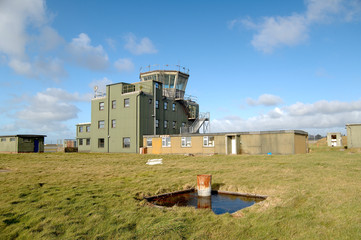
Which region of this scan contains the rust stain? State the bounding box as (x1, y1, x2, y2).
(197, 174, 211, 189)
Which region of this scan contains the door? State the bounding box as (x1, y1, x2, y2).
(34, 139, 39, 153)
(231, 137, 237, 154)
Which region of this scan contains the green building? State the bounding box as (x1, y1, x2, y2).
(0, 135, 46, 153)
(77, 68, 201, 153)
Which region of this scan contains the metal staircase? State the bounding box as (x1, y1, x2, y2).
(181, 112, 210, 134)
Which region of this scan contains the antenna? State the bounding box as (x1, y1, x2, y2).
(94, 85, 98, 98)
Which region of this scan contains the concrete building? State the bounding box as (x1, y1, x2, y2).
(346, 124, 361, 148)
(326, 132, 343, 147)
(0, 135, 46, 153)
(143, 130, 308, 155)
(77, 68, 202, 153)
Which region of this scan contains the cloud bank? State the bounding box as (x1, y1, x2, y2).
(231, 0, 361, 53)
(212, 99, 361, 134)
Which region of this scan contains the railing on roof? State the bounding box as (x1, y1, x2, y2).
(122, 84, 152, 95)
(140, 64, 190, 75)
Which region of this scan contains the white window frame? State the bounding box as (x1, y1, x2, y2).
(86, 138, 90, 145)
(124, 98, 130, 108)
(86, 126, 90, 132)
(79, 126, 83, 132)
(98, 120, 105, 129)
(112, 100, 116, 109)
(162, 137, 171, 147)
(99, 102, 104, 111)
(203, 136, 215, 147)
(164, 102, 168, 110)
(123, 137, 130, 148)
(146, 137, 152, 147)
(156, 100, 159, 109)
(111, 119, 116, 128)
(164, 120, 168, 129)
(172, 103, 176, 111)
(181, 137, 192, 147)
(172, 121, 176, 129)
(156, 119, 159, 128)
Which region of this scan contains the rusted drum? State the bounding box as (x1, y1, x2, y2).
(197, 174, 212, 197)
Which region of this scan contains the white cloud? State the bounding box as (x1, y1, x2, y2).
(211, 99, 361, 133)
(114, 58, 134, 72)
(124, 33, 158, 55)
(0, 0, 67, 80)
(247, 94, 283, 106)
(66, 33, 109, 71)
(5, 88, 89, 135)
(232, 0, 361, 53)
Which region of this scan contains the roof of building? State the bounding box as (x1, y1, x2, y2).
(346, 123, 361, 126)
(0, 134, 47, 138)
(144, 130, 308, 138)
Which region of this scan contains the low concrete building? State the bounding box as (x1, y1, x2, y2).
(143, 130, 308, 155)
(0, 135, 46, 153)
(326, 132, 343, 147)
(346, 124, 361, 148)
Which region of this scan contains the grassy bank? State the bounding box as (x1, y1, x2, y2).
(0, 148, 360, 239)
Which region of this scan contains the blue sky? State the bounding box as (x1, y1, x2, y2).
(1, 0, 361, 142)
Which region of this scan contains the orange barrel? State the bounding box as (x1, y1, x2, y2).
(197, 174, 212, 197)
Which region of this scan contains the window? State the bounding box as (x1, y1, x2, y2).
(149, 99, 152, 104)
(79, 139, 83, 145)
(111, 119, 116, 128)
(172, 121, 176, 129)
(162, 136, 171, 147)
(181, 137, 192, 147)
(123, 137, 130, 148)
(164, 102, 168, 110)
(155, 83, 159, 89)
(98, 120, 105, 129)
(164, 120, 168, 129)
(10, 138, 15, 142)
(182, 122, 186, 127)
(23, 138, 31, 143)
(156, 100, 159, 109)
(86, 126, 90, 132)
(1, 138, 6, 142)
(86, 139, 90, 145)
(124, 98, 130, 107)
(172, 103, 176, 111)
(79, 126, 83, 132)
(156, 119, 159, 128)
(98, 138, 104, 148)
(203, 136, 215, 147)
(146, 137, 152, 147)
(112, 100, 116, 109)
(99, 102, 104, 111)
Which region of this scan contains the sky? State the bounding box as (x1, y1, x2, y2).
(1, 0, 361, 143)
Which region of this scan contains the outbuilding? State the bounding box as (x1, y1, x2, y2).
(0, 135, 46, 153)
(326, 132, 343, 147)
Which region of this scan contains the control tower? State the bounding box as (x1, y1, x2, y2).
(139, 65, 189, 99)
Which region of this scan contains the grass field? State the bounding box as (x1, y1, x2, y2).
(1, 145, 360, 239)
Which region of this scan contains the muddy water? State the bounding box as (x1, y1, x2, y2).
(150, 191, 262, 215)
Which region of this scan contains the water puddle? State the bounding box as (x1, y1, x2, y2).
(146, 190, 266, 215)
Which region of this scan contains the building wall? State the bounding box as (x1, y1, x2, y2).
(144, 131, 308, 155)
(240, 133, 295, 155)
(0, 137, 18, 153)
(347, 124, 361, 148)
(294, 133, 308, 154)
(77, 123, 91, 152)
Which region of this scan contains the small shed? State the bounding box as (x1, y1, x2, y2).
(346, 124, 361, 148)
(0, 135, 46, 153)
(326, 132, 343, 147)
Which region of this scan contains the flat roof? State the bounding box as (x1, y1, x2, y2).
(0, 134, 47, 138)
(144, 130, 308, 138)
(346, 123, 361, 126)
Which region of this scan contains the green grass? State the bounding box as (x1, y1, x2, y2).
(0, 147, 360, 239)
